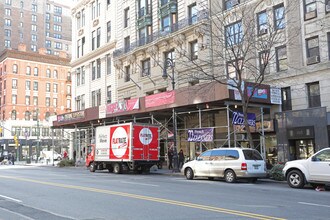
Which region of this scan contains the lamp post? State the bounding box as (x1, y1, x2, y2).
(163, 58, 179, 172)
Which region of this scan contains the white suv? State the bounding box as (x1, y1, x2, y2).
(182, 148, 267, 183)
(283, 148, 330, 188)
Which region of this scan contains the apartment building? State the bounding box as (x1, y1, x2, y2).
(0, 44, 72, 160)
(0, 0, 72, 57)
(58, 0, 330, 164)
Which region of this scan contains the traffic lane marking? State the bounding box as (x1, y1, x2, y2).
(298, 202, 330, 208)
(120, 181, 159, 187)
(0, 194, 22, 203)
(0, 175, 285, 220)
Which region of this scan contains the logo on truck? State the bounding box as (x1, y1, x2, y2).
(139, 128, 153, 145)
(111, 127, 128, 158)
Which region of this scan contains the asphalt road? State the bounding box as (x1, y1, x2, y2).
(0, 165, 329, 220)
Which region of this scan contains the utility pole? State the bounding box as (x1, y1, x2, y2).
(36, 109, 40, 163)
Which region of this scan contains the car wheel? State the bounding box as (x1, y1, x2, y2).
(185, 168, 194, 180)
(225, 170, 236, 183)
(287, 170, 305, 188)
(89, 162, 96, 172)
(113, 163, 122, 174)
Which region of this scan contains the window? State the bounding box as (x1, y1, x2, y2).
(5, 29, 11, 37)
(328, 32, 330, 60)
(91, 89, 101, 107)
(162, 15, 170, 32)
(66, 85, 71, 94)
(225, 150, 239, 160)
(81, 66, 85, 84)
(225, 21, 243, 46)
(54, 15, 62, 23)
(25, 111, 31, 121)
(188, 3, 197, 24)
(257, 11, 268, 35)
(5, 0, 12, 5)
(92, 30, 96, 51)
(5, 8, 11, 16)
(106, 55, 111, 75)
(32, 4, 37, 12)
(12, 64, 18, 73)
(54, 24, 62, 31)
(53, 84, 58, 93)
(281, 87, 292, 111)
(306, 37, 320, 64)
(259, 50, 270, 74)
(33, 96, 38, 106)
(276, 46, 288, 72)
(46, 97, 50, 106)
(141, 59, 150, 76)
(125, 65, 130, 82)
(46, 13, 50, 21)
(92, 61, 96, 80)
(32, 14, 37, 22)
(165, 50, 175, 64)
(307, 82, 321, 108)
(25, 81, 31, 90)
(5, 40, 11, 48)
(107, 86, 112, 103)
(190, 40, 198, 60)
(107, 21, 111, 42)
(124, 36, 130, 52)
(31, 45, 37, 52)
(33, 67, 38, 76)
(46, 83, 51, 92)
(210, 150, 226, 160)
(81, 9, 85, 27)
(12, 95, 17, 104)
(54, 6, 62, 14)
(46, 69, 51, 78)
(304, 0, 317, 20)
(55, 42, 62, 49)
(124, 7, 130, 28)
(11, 110, 17, 120)
(226, 59, 243, 79)
(53, 70, 58, 78)
(53, 98, 58, 107)
(33, 81, 38, 91)
(5, 19, 11, 26)
(32, 35, 37, 42)
(32, 24, 37, 31)
(97, 28, 101, 48)
(26, 66, 31, 75)
(12, 79, 17, 89)
(25, 95, 30, 105)
(225, 0, 239, 10)
(274, 4, 285, 30)
(97, 59, 101, 79)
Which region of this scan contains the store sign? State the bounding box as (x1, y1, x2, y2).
(287, 126, 314, 139)
(106, 98, 139, 114)
(187, 128, 214, 142)
(247, 86, 268, 100)
(57, 110, 85, 122)
(145, 91, 175, 108)
(232, 111, 256, 127)
(270, 87, 282, 104)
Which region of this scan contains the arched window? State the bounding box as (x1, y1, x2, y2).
(25, 111, 31, 121)
(12, 64, 18, 73)
(11, 110, 17, 120)
(46, 68, 51, 78)
(53, 70, 58, 78)
(26, 66, 31, 75)
(34, 67, 38, 76)
(32, 110, 38, 121)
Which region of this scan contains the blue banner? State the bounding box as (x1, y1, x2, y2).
(187, 128, 214, 142)
(232, 111, 256, 127)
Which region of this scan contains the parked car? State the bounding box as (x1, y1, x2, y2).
(182, 148, 267, 183)
(283, 148, 330, 188)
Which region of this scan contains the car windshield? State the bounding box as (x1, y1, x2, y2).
(242, 149, 263, 160)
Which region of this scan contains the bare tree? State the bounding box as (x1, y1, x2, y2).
(174, 0, 301, 148)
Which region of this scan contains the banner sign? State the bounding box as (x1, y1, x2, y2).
(106, 98, 139, 114)
(145, 91, 175, 108)
(270, 87, 282, 104)
(187, 128, 214, 142)
(232, 111, 256, 127)
(247, 86, 268, 99)
(57, 110, 85, 122)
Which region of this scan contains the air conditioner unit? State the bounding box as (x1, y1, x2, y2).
(326, 5, 330, 12)
(259, 28, 268, 35)
(307, 55, 320, 65)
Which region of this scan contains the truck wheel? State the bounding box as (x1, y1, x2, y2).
(113, 163, 122, 174)
(89, 162, 96, 172)
(287, 170, 305, 188)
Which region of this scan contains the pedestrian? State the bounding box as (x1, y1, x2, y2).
(178, 149, 184, 170)
(168, 147, 174, 170)
(73, 150, 76, 162)
(11, 152, 15, 165)
(63, 150, 68, 159)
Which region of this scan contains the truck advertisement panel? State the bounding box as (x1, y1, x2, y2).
(132, 125, 159, 161)
(109, 124, 131, 160)
(95, 126, 111, 161)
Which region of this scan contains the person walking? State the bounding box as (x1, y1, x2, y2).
(167, 147, 174, 170)
(178, 149, 184, 170)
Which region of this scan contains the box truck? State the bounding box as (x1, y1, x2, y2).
(86, 123, 160, 174)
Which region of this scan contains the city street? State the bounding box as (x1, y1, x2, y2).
(0, 165, 329, 220)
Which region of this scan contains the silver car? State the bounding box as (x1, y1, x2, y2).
(182, 148, 267, 183)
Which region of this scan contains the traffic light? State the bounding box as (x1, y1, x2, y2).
(14, 135, 19, 147)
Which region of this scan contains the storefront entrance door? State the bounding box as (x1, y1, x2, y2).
(289, 139, 315, 160)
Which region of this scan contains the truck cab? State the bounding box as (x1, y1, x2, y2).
(85, 144, 95, 167)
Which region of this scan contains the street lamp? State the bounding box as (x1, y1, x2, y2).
(163, 58, 179, 172)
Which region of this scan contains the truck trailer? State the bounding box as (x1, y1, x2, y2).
(86, 123, 160, 174)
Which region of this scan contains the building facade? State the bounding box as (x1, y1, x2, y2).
(0, 45, 72, 160)
(57, 0, 330, 165)
(0, 0, 72, 57)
